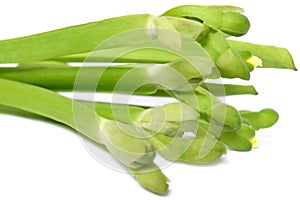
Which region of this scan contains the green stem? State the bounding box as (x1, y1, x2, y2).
(0, 78, 157, 169)
(200, 82, 258, 95)
(0, 66, 158, 94)
(52, 45, 181, 63)
(0, 66, 257, 95)
(0, 14, 203, 64)
(52, 40, 297, 71)
(0, 14, 153, 63)
(50, 38, 296, 73)
(0, 78, 87, 132)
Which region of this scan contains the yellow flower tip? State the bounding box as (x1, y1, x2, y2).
(246, 55, 263, 68)
(250, 136, 259, 148)
(166, 176, 171, 182)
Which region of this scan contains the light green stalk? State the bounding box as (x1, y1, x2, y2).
(200, 82, 257, 96)
(52, 39, 296, 71)
(0, 14, 150, 63)
(0, 78, 156, 169)
(0, 65, 258, 96)
(0, 65, 158, 94)
(0, 15, 203, 63)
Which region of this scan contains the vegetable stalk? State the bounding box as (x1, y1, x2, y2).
(0, 15, 203, 63)
(0, 78, 157, 169)
(0, 65, 257, 95)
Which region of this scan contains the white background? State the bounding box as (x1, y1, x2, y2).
(0, 0, 299, 199)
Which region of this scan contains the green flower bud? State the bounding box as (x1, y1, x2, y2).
(129, 164, 169, 195)
(220, 12, 250, 36)
(217, 48, 251, 80)
(240, 109, 279, 130)
(219, 131, 252, 151)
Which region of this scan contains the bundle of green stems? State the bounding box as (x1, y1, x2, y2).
(0, 5, 296, 194)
